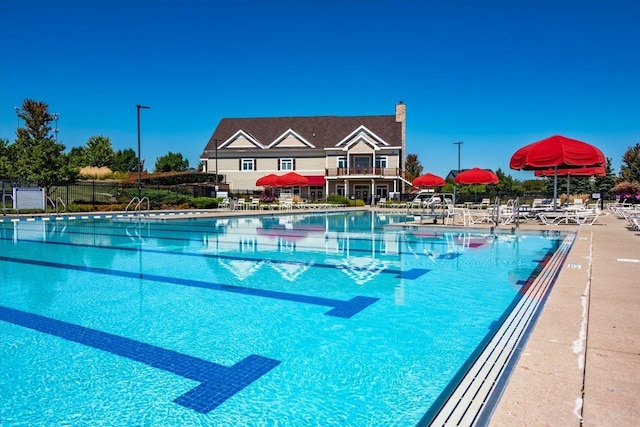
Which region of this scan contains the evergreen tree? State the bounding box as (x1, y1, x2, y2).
(405, 154, 423, 183)
(11, 99, 76, 192)
(85, 135, 115, 168)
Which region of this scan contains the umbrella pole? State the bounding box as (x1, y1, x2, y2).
(553, 166, 558, 211)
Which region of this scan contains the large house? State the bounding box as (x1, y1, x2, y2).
(199, 102, 411, 203)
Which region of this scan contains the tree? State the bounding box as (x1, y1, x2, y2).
(621, 143, 640, 182)
(85, 135, 115, 168)
(112, 148, 139, 173)
(67, 146, 88, 169)
(491, 168, 523, 196)
(0, 138, 10, 179)
(405, 154, 423, 183)
(594, 158, 617, 201)
(11, 99, 76, 192)
(154, 152, 189, 173)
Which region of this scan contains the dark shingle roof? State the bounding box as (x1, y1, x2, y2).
(201, 114, 401, 156)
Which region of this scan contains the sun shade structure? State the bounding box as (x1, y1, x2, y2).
(412, 173, 446, 187)
(510, 135, 605, 210)
(274, 172, 310, 188)
(454, 168, 499, 185)
(510, 135, 605, 170)
(256, 174, 279, 187)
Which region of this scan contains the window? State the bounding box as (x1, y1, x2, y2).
(353, 156, 370, 168)
(337, 156, 347, 168)
(375, 156, 388, 168)
(280, 158, 293, 171)
(241, 158, 255, 171)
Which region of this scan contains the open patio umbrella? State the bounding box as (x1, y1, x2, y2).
(412, 172, 446, 188)
(454, 167, 499, 203)
(274, 171, 310, 188)
(510, 135, 605, 210)
(534, 166, 605, 197)
(454, 167, 499, 185)
(256, 173, 278, 187)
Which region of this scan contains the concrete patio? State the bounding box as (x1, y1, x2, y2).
(487, 211, 639, 426)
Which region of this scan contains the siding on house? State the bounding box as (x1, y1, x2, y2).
(200, 102, 409, 201)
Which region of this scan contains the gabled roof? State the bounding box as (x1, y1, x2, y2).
(201, 114, 401, 157)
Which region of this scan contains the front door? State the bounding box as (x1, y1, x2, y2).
(354, 184, 369, 202)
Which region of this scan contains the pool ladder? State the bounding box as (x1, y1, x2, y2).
(126, 197, 150, 216)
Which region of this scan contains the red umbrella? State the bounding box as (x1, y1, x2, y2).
(256, 173, 278, 187)
(275, 171, 309, 187)
(412, 173, 446, 187)
(454, 167, 499, 185)
(510, 135, 605, 170)
(510, 135, 605, 210)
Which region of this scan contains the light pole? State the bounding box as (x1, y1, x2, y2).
(52, 113, 60, 141)
(453, 141, 463, 205)
(136, 105, 150, 200)
(14, 107, 22, 129)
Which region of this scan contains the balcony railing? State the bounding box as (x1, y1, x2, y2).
(325, 167, 403, 177)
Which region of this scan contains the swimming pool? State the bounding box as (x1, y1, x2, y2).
(1, 211, 571, 426)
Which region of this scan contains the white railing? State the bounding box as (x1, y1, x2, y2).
(126, 197, 150, 216)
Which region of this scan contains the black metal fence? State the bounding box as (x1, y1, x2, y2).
(1, 180, 220, 211)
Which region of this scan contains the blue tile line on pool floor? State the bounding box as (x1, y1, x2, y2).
(0, 305, 281, 413)
(0, 256, 379, 319)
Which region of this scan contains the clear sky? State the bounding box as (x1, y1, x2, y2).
(1, 0, 638, 180)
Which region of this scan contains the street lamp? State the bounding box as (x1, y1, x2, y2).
(52, 113, 60, 141)
(453, 141, 463, 205)
(14, 107, 22, 129)
(136, 104, 150, 200)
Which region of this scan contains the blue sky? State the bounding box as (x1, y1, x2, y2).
(1, 0, 638, 180)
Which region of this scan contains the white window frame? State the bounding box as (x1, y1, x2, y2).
(241, 158, 255, 171)
(280, 158, 294, 171)
(337, 156, 347, 168)
(375, 156, 388, 168)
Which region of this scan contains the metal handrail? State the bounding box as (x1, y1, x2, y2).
(126, 196, 150, 216)
(2, 193, 14, 214)
(125, 197, 140, 212)
(135, 197, 150, 214)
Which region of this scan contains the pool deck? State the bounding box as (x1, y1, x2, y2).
(486, 212, 639, 426)
(1, 207, 638, 425)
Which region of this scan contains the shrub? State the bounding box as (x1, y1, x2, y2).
(192, 197, 218, 209)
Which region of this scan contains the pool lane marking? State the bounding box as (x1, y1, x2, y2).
(0, 305, 279, 413)
(0, 256, 379, 319)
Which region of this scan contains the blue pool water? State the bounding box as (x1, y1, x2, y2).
(1, 211, 563, 426)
